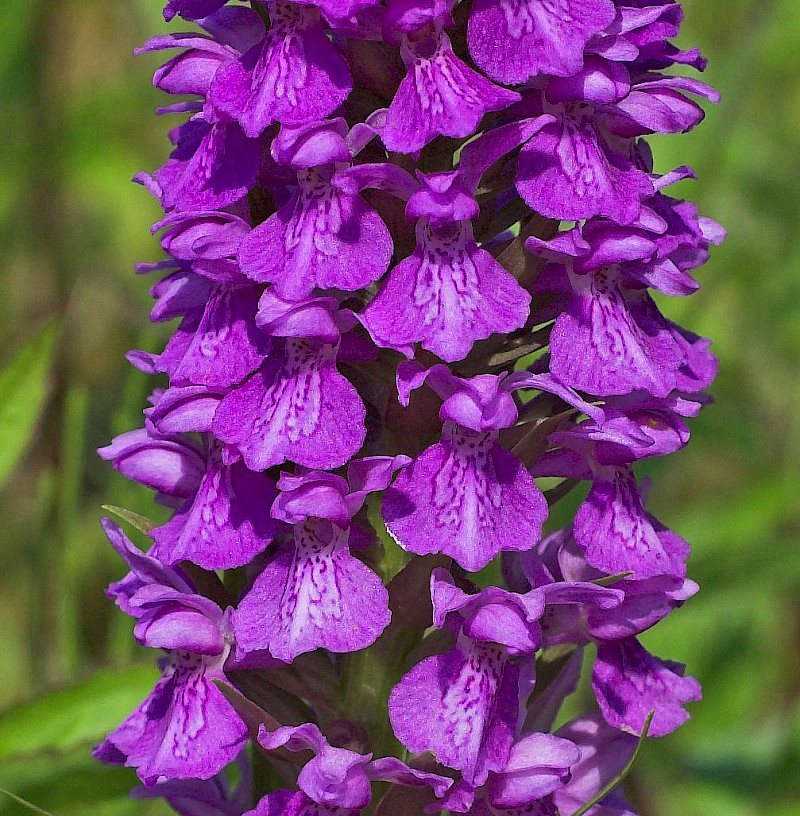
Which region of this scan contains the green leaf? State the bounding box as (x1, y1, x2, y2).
(0, 324, 58, 488)
(591, 572, 634, 587)
(0, 749, 160, 816)
(570, 711, 655, 816)
(0, 663, 157, 761)
(100, 505, 157, 534)
(366, 494, 410, 582)
(0, 786, 55, 816)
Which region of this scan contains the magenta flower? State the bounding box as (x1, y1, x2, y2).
(94, 521, 247, 783)
(238, 119, 393, 299)
(232, 458, 408, 661)
(100, 1, 723, 810)
(467, 0, 616, 84)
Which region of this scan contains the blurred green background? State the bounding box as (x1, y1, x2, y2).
(0, 0, 798, 813)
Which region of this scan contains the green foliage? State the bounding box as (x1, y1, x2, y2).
(101, 505, 157, 534)
(0, 753, 159, 816)
(0, 665, 159, 816)
(0, 664, 157, 762)
(0, 323, 57, 488)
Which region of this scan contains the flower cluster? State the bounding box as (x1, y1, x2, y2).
(97, 1, 723, 813)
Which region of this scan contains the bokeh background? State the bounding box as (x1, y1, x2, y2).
(0, 0, 798, 813)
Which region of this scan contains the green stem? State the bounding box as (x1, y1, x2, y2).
(0, 785, 56, 816)
(570, 711, 655, 816)
(251, 743, 284, 804)
(339, 641, 405, 758)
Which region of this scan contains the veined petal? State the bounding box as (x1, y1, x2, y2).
(212, 341, 366, 471)
(550, 267, 684, 398)
(574, 468, 686, 579)
(383, 30, 519, 154)
(389, 641, 520, 787)
(238, 178, 392, 299)
(517, 112, 652, 224)
(468, 0, 616, 83)
(593, 638, 701, 737)
(210, 2, 351, 137)
(152, 456, 278, 570)
(233, 521, 390, 662)
(364, 223, 530, 362)
(383, 426, 546, 572)
(98, 656, 247, 784)
(169, 285, 269, 388)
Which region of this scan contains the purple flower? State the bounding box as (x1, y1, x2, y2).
(152, 443, 278, 570)
(98, 425, 206, 506)
(515, 57, 718, 223)
(141, 213, 272, 388)
(149, 283, 270, 388)
(142, 8, 264, 99)
(439, 731, 581, 814)
(364, 121, 553, 360)
(382, 363, 548, 572)
(467, 0, 616, 84)
(212, 293, 368, 471)
(389, 569, 545, 786)
(94, 521, 247, 783)
(592, 637, 701, 737)
(100, 515, 195, 617)
(518, 528, 697, 647)
(137, 11, 268, 212)
(382, 23, 520, 153)
(532, 401, 694, 578)
(100, 420, 278, 570)
(143, 114, 262, 213)
(104, 0, 722, 803)
(210, 1, 352, 138)
(233, 457, 408, 662)
(237, 119, 393, 299)
(526, 221, 697, 398)
(254, 722, 452, 810)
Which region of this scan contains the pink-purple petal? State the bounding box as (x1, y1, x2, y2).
(212, 344, 366, 471)
(383, 429, 546, 572)
(592, 638, 702, 737)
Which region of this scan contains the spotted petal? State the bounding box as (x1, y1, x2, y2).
(389, 642, 520, 787)
(573, 468, 686, 579)
(593, 638, 702, 737)
(210, 3, 351, 137)
(549, 269, 685, 398)
(383, 425, 547, 572)
(212, 341, 366, 471)
(383, 31, 519, 154)
(233, 521, 390, 662)
(468, 0, 616, 83)
(517, 113, 652, 224)
(364, 229, 530, 362)
(152, 456, 278, 570)
(238, 185, 392, 300)
(166, 285, 269, 388)
(96, 657, 247, 784)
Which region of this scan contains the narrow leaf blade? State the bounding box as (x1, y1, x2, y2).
(0, 324, 58, 488)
